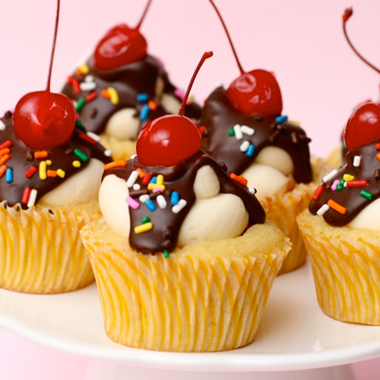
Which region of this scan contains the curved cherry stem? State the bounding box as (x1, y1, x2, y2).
(46, 0, 60, 92)
(343, 7, 380, 75)
(135, 0, 153, 30)
(209, 0, 244, 75)
(178, 51, 213, 116)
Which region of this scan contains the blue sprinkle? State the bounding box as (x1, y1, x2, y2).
(246, 144, 255, 157)
(275, 115, 288, 124)
(139, 104, 150, 121)
(171, 191, 179, 206)
(5, 168, 13, 183)
(149, 176, 157, 184)
(145, 199, 156, 212)
(137, 93, 149, 103)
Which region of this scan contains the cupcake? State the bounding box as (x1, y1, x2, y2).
(199, 0, 328, 274)
(61, 0, 201, 161)
(80, 52, 291, 352)
(298, 101, 380, 325)
(0, 0, 112, 294)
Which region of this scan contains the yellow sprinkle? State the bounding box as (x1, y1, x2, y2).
(343, 174, 354, 182)
(39, 161, 47, 180)
(46, 160, 52, 166)
(134, 222, 153, 234)
(72, 160, 81, 168)
(107, 87, 119, 105)
(79, 63, 90, 75)
(288, 119, 301, 126)
(147, 183, 166, 191)
(156, 174, 164, 186)
(56, 169, 65, 178)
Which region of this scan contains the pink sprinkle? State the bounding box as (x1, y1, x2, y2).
(126, 196, 140, 210)
(153, 187, 164, 193)
(174, 88, 185, 100)
(331, 180, 340, 191)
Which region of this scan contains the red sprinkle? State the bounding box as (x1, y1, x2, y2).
(25, 166, 38, 178)
(376, 143, 380, 151)
(313, 185, 324, 201)
(79, 132, 97, 145)
(85, 91, 98, 103)
(347, 180, 369, 187)
(21, 187, 32, 204)
(0, 140, 13, 150)
(199, 126, 207, 136)
(142, 172, 152, 185)
(67, 76, 80, 94)
(230, 172, 248, 186)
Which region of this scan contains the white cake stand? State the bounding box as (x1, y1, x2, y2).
(1, 261, 380, 380)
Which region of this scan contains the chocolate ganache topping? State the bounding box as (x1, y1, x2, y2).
(309, 141, 380, 226)
(103, 151, 265, 254)
(0, 111, 111, 209)
(61, 54, 201, 137)
(200, 87, 312, 184)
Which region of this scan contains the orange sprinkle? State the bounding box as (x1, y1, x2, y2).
(104, 160, 127, 171)
(0, 154, 10, 165)
(136, 167, 145, 178)
(75, 68, 83, 76)
(47, 170, 58, 178)
(34, 151, 49, 159)
(230, 172, 248, 187)
(377, 153, 380, 162)
(0, 148, 10, 157)
(148, 100, 157, 110)
(327, 199, 347, 215)
(0, 165, 7, 178)
(101, 89, 111, 99)
(199, 126, 207, 136)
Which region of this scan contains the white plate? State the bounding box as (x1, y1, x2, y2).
(1, 261, 380, 372)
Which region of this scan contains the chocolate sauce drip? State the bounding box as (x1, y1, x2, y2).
(200, 87, 312, 184)
(62, 54, 201, 136)
(104, 151, 265, 254)
(309, 142, 380, 226)
(0, 112, 111, 208)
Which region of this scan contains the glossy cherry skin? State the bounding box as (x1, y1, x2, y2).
(136, 115, 202, 166)
(226, 69, 283, 116)
(344, 102, 380, 150)
(94, 24, 148, 71)
(13, 91, 76, 150)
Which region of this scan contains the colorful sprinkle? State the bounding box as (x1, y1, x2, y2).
(322, 169, 338, 183)
(240, 141, 249, 152)
(241, 125, 255, 135)
(0, 120, 6, 130)
(74, 148, 89, 162)
(101, 89, 110, 99)
(39, 161, 47, 180)
(127, 196, 140, 210)
(157, 194, 167, 209)
(137, 93, 149, 102)
(163, 250, 170, 259)
(317, 204, 329, 216)
(25, 166, 38, 178)
(86, 131, 100, 142)
(27, 189, 38, 207)
(84, 91, 98, 103)
(72, 160, 81, 168)
(228, 128, 235, 137)
(75, 97, 86, 112)
(141, 216, 151, 224)
(353, 156, 361, 167)
(148, 100, 157, 110)
(172, 199, 187, 214)
(34, 151, 49, 159)
(79, 63, 90, 75)
(0, 154, 10, 165)
(376, 143, 380, 151)
(0, 166, 7, 178)
(360, 190, 373, 200)
(377, 153, 380, 162)
(246, 144, 255, 157)
(0, 148, 10, 157)
(136, 167, 145, 178)
(67, 76, 80, 94)
(47, 170, 57, 178)
(104, 149, 113, 157)
(139, 104, 150, 121)
(56, 169, 65, 178)
(343, 174, 354, 182)
(0, 140, 12, 149)
(145, 199, 156, 212)
(139, 194, 150, 203)
(107, 87, 119, 105)
(233, 124, 243, 140)
(142, 173, 152, 185)
(313, 186, 324, 201)
(275, 115, 288, 124)
(5, 168, 13, 183)
(21, 187, 32, 204)
(248, 187, 257, 195)
(126, 171, 139, 188)
(134, 222, 153, 234)
(133, 183, 141, 191)
(346, 180, 368, 187)
(230, 172, 248, 186)
(331, 180, 340, 191)
(171, 191, 180, 205)
(80, 81, 96, 92)
(327, 199, 347, 214)
(104, 160, 127, 170)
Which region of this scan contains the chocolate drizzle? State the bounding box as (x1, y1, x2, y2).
(62, 54, 201, 137)
(199, 87, 312, 183)
(0, 111, 111, 208)
(104, 151, 265, 254)
(309, 141, 380, 226)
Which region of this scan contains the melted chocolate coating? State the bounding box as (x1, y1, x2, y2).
(200, 87, 312, 184)
(104, 151, 265, 254)
(310, 142, 380, 226)
(62, 54, 201, 136)
(0, 111, 111, 208)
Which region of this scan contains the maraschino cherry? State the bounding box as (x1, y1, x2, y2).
(137, 52, 213, 166)
(13, 0, 76, 150)
(209, 0, 282, 116)
(94, 0, 152, 71)
(342, 7, 380, 150)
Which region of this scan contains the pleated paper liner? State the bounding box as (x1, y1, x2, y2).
(80, 220, 291, 352)
(297, 209, 380, 325)
(260, 156, 332, 274)
(0, 200, 100, 294)
(99, 134, 136, 161)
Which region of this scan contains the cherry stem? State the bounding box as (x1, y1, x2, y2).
(343, 7, 380, 75)
(135, 0, 152, 30)
(178, 51, 213, 116)
(46, 0, 60, 92)
(209, 0, 244, 75)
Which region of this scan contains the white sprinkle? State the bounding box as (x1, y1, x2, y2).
(133, 183, 141, 191)
(322, 169, 338, 183)
(248, 187, 257, 195)
(85, 75, 95, 82)
(241, 125, 255, 135)
(139, 194, 150, 203)
(353, 156, 361, 167)
(0, 120, 5, 130)
(80, 81, 97, 92)
(317, 204, 329, 216)
(214, 81, 223, 88)
(86, 131, 100, 142)
(233, 124, 243, 140)
(157, 195, 167, 209)
(131, 154, 137, 159)
(172, 199, 187, 214)
(240, 141, 250, 152)
(27, 189, 38, 208)
(104, 150, 113, 157)
(126, 170, 139, 188)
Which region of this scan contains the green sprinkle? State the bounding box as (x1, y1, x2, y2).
(75, 97, 86, 112)
(336, 184, 343, 191)
(73, 148, 88, 162)
(228, 128, 235, 136)
(340, 179, 346, 185)
(360, 190, 373, 200)
(163, 250, 170, 259)
(75, 119, 84, 129)
(141, 216, 151, 224)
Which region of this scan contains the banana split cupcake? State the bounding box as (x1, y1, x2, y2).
(80, 53, 291, 352)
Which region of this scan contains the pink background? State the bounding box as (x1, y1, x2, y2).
(1, 0, 380, 379)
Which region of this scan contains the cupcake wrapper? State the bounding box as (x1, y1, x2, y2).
(0, 202, 96, 294)
(298, 213, 380, 325)
(81, 223, 289, 352)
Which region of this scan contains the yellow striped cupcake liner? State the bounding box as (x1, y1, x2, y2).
(261, 156, 332, 274)
(81, 221, 290, 352)
(0, 201, 99, 294)
(297, 210, 380, 325)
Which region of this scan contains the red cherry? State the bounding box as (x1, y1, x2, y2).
(137, 115, 201, 166)
(344, 103, 380, 150)
(226, 69, 283, 116)
(13, 91, 76, 150)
